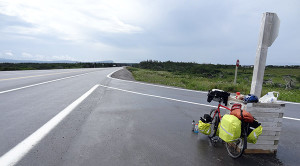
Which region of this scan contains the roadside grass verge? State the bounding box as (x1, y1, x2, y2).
(127, 67, 300, 103)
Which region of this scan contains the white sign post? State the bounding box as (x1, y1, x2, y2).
(234, 59, 239, 84)
(250, 12, 280, 98)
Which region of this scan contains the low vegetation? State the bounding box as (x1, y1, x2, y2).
(0, 62, 130, 71)
(128, 60, 300, 103)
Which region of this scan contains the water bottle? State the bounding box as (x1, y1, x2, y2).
(192, 120, 195, 132)
(194, 123, 199, 133)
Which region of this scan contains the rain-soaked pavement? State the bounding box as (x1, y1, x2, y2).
(2, 68, 298, 165)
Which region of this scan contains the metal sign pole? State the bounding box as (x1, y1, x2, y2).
(250, 12, 280, 98)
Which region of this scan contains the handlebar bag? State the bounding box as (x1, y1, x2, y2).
(207, 89, 230, 106)
(219, 114, 241, 143)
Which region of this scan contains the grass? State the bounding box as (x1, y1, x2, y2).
(127, 67, 300, 103)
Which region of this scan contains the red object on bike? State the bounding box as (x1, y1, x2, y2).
(230, 109, 254, 123)
(231, 103, 242, 110)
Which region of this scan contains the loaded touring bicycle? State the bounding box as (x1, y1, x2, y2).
(195, 89, 262, 158)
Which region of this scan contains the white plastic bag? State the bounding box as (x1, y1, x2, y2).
(259, 91, 279, 103)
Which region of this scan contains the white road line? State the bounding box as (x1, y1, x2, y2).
(98, 84, 300, 121)
(283, 117, 300, 121)
(0, 84, 99, 166)
(107, 68, 121, 78)
(107, 68, 207, 94)
(99, 84, 216, 108)
(0, 73, 88, 94)
(0, 70, 86, 81)
(278, 100, 300, 105)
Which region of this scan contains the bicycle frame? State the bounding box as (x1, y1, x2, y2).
(207, 97, 249, 158)
(211, 102, 231, 120)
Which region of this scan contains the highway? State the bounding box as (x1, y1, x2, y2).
(0, 67, 299, 166)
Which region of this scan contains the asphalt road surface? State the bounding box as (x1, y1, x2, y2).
(0, 67, 299, 166)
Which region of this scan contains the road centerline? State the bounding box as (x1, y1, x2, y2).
(0, 70, 87, 82)
(0, 73, 89, 94)
(0, 84, 99, 166)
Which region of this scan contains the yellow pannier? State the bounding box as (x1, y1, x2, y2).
(247, 125, 263, 144)
(216, 123, 220, 136)
(219, 114, 241, 142)
(198, 120, 211, 135)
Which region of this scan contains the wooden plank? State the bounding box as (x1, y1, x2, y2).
(247, 144, 278, 150)
(247, 145, 278, 149)
(260, 122, 282, 127)
(254, 140, 275, 145)
(262, 127, 282, 131)
(251, 103, 285, 108)
(258, 135, 280, 140)
(248, 108, 284, 113)
(248, 140, 276, 145)
(251, 112, 281, 118)
(244, 149, 276, 154)
(249, 109, 278, 113)
(261, 133, 276, 136)
(261, 127, 282, 131)
(260, 130, 280, 136)
(251, 113, 280, 117)
(254, 117, 282, 123)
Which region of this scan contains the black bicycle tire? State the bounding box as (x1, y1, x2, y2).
(208, 116, 219, 138)
(208, 109, 216, 138)
(210, 109, 216, 116)
(243, 129, 247, 150)
(225, 130, 247, 158)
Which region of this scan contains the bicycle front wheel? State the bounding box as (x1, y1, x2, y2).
(225, 130, 247, 158)
(208, 116, 219, 138)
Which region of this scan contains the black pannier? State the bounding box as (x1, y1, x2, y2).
(200, 114, 213, 123)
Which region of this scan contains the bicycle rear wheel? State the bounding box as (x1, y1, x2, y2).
(225, 130, 247, 158)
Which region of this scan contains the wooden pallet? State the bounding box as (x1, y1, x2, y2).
(245, 103, 285, 154)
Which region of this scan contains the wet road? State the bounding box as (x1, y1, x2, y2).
(0, 68, 299, 165)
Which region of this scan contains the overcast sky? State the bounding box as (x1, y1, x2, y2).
(0, 0, 299, 65)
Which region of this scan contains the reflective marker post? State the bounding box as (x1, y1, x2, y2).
(246, 13, 283, 155)
(250, 12, 280, 98)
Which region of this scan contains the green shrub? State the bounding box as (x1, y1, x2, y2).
(129, 63, 300, 103)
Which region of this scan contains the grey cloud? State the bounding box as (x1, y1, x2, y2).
(0, 14, 33, 27)
(0, 0, 299, 65)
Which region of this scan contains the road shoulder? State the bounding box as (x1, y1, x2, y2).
(111, 67, 135, 81)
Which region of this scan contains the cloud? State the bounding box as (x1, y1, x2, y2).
(20, 52, 76, 61)
(21, 52, 33, 59)
(0, 50, 15, 59)
(4, 50, 14, 57)
(0, 0, 143, 42)
(0, 51, 76, 61)
(0, 0, 299, 65)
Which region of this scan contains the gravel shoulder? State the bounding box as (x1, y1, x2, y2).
(111, 67, 135, 81)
